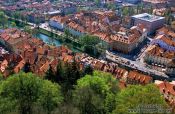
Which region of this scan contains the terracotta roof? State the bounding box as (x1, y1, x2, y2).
(0, 59, 8, 73)
(39, 61, 50, 73)
(147, 45, 175, 59)
(111, 24, 145, 44)
(93, 61, 105, 70)
(115, 68, 128, 79)
(50, 15, 70, 24)
(157, 81, 175, 96)
(128, 71, 153, 84)
(153, 8, 166, 16)
(14, 59, 25, 73)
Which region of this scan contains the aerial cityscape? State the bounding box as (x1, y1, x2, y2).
(0, 0, 174, 114)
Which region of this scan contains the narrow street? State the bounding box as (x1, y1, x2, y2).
(105, 50, 169, 79)
(40, 22, 170, 79)
(7, 18, 170, 79)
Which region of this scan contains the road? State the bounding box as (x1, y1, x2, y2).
(6, 18, 170, 79)
(40, 23, 170, 79)
(105, 50, 169, 78)
(39, 23, 63, 36)
(7, 16, 36, 27)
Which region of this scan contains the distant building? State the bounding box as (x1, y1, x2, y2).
(27, 13, 45, 24)
(144, 27, 175, 77)
(49, 11, 147, 54)
(143, 0, 169, 4)
(110, 24, 147, 54)
(49, 16, 70, 30)
(102, 0, 115, 4)
(116, 69, 153, 85)
(124, 0, 141, 4)
(57, 3, 77, 15)
(155, 80, 175, 107)
(131, 13, 165, 35)
(43, 10, 61, 20)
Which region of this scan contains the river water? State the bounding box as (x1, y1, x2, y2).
(35, 33, 62, 46)
(8, 21, 79, 52)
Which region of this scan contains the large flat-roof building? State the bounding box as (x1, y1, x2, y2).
(131, 13, 165, 35)
(124, 0, 141, 4)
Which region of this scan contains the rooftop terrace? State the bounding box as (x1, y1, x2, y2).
(132, 13, 165, 22)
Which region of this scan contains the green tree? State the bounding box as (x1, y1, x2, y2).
(32, 28, 39, 37)
(80, 35, 99, 46)
(64, 29, 71, 38)
(57, 103, 80, 114)
(83, 65, 93, 75)
(80, 35, 100, 56)
(62, 29, 71, 41)
(0, 11, 8, 28)
(23, 61, 31, 73)
(128, 7, 135, 16)
(149, 5, 153, 14)
(11, 21, 16, 28)
(74, 86, 104, 114)
(94, 0, 100, 6)
(73, 71, 119, 114)
(0, 72, 63, 114)
(112, 84, 169, 114)
(0, 72, 41, 114)
(13, 11, 21, 20)
(122, 7, 129, 16)
(56, 60, 82, 95)
(35, 16, 40, 28)
(0, 73, 3, 81)
(136, 3, 144, 14)
(46, 60, 82, 98)
(45, 65, 56, 82)
(24, 26, 32, 34)
(164, 9, 172, 25)
(107, 3, 116, 10)
(38, 80, 63, 114)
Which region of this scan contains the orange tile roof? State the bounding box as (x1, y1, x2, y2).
(39, 61, 50, 73)
(128, 71, 153, 84)
(115, 68, 128, 79)
(157, 81, 175, 96)
(14, 59, 25, 73)
(93, 61, 105, 70)
(51, 15, 71, 24)
(147, 45, 175, 59)
(0, 59, 8, 73)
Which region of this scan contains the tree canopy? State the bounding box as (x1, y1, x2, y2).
(112, 84, 169, 114)
(45, 60, 83, 99)
(80, 35, 100, 46)
(0, 72, 63, 114)
(73, 71, 120, 114)
(80, 35, 101, 56)
(0, 11, 8, 28)
(0, 70, 170, 114)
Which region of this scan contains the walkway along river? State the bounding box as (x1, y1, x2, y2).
(7, 19, 81, 52)
(6, 18, 173, 81)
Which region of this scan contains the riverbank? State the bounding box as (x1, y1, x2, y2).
(38, 27, 83, 52)
(6, 17, 173, 80)
(8, 17, 83, 52)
